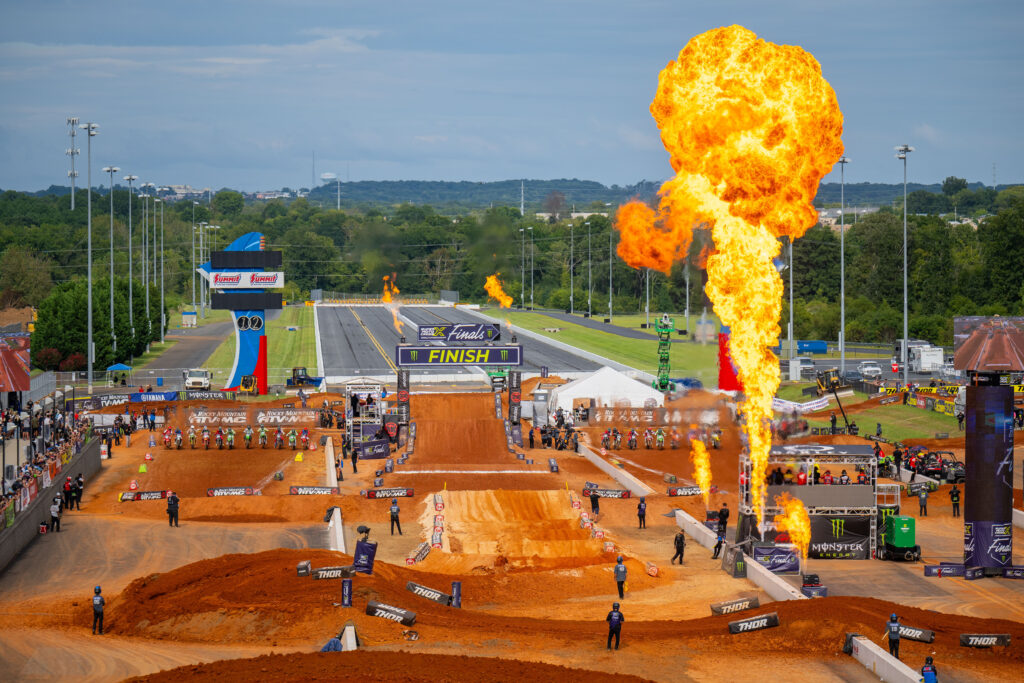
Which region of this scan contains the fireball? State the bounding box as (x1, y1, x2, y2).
(773, 492, 812, 560)
(613, 25, 843, 524)
(484, 273, 513, 308)
(382, 274, 403, 334)
(689, 438, 713, 509)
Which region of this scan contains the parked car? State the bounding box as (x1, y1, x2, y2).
(794, 356, 816, 377)
(841, 370, 863, 384)
(920, 453, 945, 479)
(858, 361, 883, 379)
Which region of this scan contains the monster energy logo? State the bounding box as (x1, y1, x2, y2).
(410, 350, 418, 361)
(500, 349, 508, 361)
(830, 518, 845, 537)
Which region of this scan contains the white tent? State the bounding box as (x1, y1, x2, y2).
(547, 366, 663, 411)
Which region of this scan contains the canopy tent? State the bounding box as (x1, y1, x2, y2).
(106, 363, 133, 372)
(547, 366, 664, 411)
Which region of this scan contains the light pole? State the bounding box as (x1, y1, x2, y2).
(66, 118, 79, 211)
(321, 173, 340, 210)
(103, 166, 120, 353)
(79, 122, 98, 391)
(608, 228, 614, 321)
(159, 191, 166, 343)
(124, 175, 137, 338)
(154, 197, 161, 338)
(192, 201, 199, 312)
(141, 183, 154, 330)
(568, 223, 574, 314)
(529, 226, 534, 310)
(586, 221, 592, 317)
(198, 221, 208, 318)
(896, 144, 914, 387)
(519, 228, 526, 308)
(837, 156, 849, 374)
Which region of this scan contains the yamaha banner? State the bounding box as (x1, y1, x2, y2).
(396, 345, 522, 366)
(808, 514, 870, 559)
(417, 323, 500, 343)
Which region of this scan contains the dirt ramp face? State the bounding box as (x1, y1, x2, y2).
(441, 490, 603, 564)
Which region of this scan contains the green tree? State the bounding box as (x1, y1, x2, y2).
(0, 245, 52, 306)
(978, 203, 1024, 307)
(941, 176, 968, 197)
(213, 190, 244, 218)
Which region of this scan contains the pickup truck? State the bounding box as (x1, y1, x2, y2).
(183, 369, 212, 390)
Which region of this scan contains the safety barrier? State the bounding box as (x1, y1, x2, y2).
(323, 437, 346, 553)
(673, 509, 806, 602)
(577, 445, 654, 497)
(313, 304, 326, 385)
(1013, 508, 1024, 530)
(845, 634, 920, 682)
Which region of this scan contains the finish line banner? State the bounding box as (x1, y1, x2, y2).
(396, 345, 522, 366)
(417, 323, 500, 343)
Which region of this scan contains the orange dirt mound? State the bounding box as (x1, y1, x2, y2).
(127, 651, 652, 683)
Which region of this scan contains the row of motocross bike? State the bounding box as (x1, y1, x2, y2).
(162, 427, 310, 450)
(600, 427, 722, 450)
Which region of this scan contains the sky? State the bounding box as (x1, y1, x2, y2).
(1, 0, 1021, 191)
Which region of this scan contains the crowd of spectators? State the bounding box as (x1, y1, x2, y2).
(1, 402, 91, 529)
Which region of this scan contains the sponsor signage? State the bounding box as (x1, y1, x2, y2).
(129, 391, 179, 403)
(1003, 566, 1024, 579)
(959, 633, 1011, 648)
(366, 600, 416, 626)
(312, 566, 356, 580)
(728, 612, 780, 634)
(582, 487, 632, 499)
(95, 393, 133, 408)
(406, 581, 453, 606)
(119, 490, 168, 502)
(416, 323, 500, 343)
(360, 439, 390, 459)
(289, 486, 339, 495)
(808, 514, 870, 560)
(341, 578, 353, 607)
(964, 520, 1014, 570)
(494, 392, 503, 419)
(365, 487, 414, 499)
(752, 546, 800, 574)
(710, 597, 759, 616)
(451, 581, 462, 608)
(396, 345, 522, 366)
(206, 487, 257, 496)
(187, 407, 319, 427)
(924, 564, 966, 577)
(898, 625, 936, 643)
(210, 271, 285, 289)
(668, 485, 702, 497)
(296, 560, 311, 577)
(965, 566, 985, 580)
(354, 539, 378, 575)
(184, 390, 229, 401)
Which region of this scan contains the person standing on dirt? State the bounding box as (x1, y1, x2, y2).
(167, 491, 180, 527)
(390, 498, 402, 536)
(712, 531, 725, 560)
(350, 443, 359, 474)
(671, 530, 686, 564)
(92, 586, 105, 635)
(917, 488, 928, 517)
(882, 613, 901, 659)
(920, 656, 938, 683)
(528, 427, 535, 449)
(830, 412, 837, 435)
(49, 497, 61, 532)
(613, 556, 627, 598)
(590, 491, 600, 515)
(74, 474, 84, 510)
(949, 486, 960, 518)
(893, 448, 903, 481)
(636, 497, 647, 529)
(606, 602, 624, 650)
(717, 502, 730, 536)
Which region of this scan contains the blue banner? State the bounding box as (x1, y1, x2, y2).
(360, 439, 390, 459)
(417, 323, 500, 342)
(129, 391, 179, 403)
(354, 540, 377, 575)
(752, 546, 800, 574)
(396, 345, 522, 366)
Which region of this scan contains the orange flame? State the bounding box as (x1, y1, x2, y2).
(689, 438, 712, 508)
(613, 25, 843, 525)
(695, 244, 713, 270)
(484, 273, 513, 308)
(382, 274, 403, 334)
(773, 492, 812, 561)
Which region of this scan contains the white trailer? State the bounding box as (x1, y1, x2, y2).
(909, 346, 944, 373)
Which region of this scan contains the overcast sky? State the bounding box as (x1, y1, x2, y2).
(1, 0, 1021, 191)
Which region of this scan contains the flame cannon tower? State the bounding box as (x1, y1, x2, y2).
(652, 314, 676, 392)
(199, 232, 283, 394)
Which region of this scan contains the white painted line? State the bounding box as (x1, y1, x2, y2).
(391, 469, 550, 474)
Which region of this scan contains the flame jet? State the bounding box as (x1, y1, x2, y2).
(382, 274, 403, 334)
(485, 274, 513, 308)
(773, 492, 812, 561)
(614, 25, 843, 524)
(689, 439, 713, 509)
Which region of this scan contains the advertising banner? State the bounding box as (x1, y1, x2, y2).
(582, 487, 632, 499)
(710, 596, 759, 616)
(667, 486, 702, 497)
(209, 271, 285, 289)
(206, 487, 258, 496)
(718, 325, 744, 392)
(396, 368, 410, 425)
(808, 514, 870, 559)
(129, 391, 179, 403)
(396, 345, 522, 366)
(964, 385, 1014, 568)
(366, 600, 416, 626)
(751, 545, 800, 574)
(187, 407, 319, 427)
(353, 540, 378, 575)
(289, 486, 339, 495)
(510, 424, 523, 447)
(508, 371, 522, 424)
(728, 612, 779, 634)
(360, 439, 390, 459)
(364, 487, 414, 499)
(406, 581, 453, 606)
(120, 490, 168, 502)
(416, 323, 500, 342)
(184, 390, 230, 401)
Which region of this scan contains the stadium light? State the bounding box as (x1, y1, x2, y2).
(837, 156, 849, 374)
(66, 118, 80, 210)
(103, 166, 120, 353)
(895, 144, 914, 386)
(79, 122, 98, 391)
(124, 175, 137, 336)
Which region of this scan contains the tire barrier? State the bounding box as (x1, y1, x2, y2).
(710, 596, 759, 616)
(366, 600, 416, 626)
(206, 487, 258, 496)
(289, 486, 339, 495)
(433, 493, 444, 511)
(667, 485, 701, 497)
(548, 458, 559, 473)
(431, 531, 443, 549)
(582, 487, 632, 499)
(312, 565, 356, 580)
(373, 477, 384, 487)
(385, 458, 394, 473)
(960, 634, 1011, 648)
(406, 541, 431, 566)
(897, 625, 935, 643)
(341, 578, 353, 607)
(451, 581, 462, 608)
(965, 566, 985, 580)
(118, 490, 168, 502)
(363, 487, 414, 499)
(406, 581, 454, 606)
(296, 560, 311, 577)
(728, 612, 780, 634)
(1003, 566, 1024, 579)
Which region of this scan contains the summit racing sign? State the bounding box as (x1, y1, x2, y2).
(417, 323, 500, 343)
(396, 345, 522, 366)
(210, 271, 284, 289)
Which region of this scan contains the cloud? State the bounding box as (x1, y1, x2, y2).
(913, 122, 942, 144)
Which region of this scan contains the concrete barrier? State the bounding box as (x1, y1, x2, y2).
(328, 507, 347, 554)
(674, 509, 806, 602)
(1012, 508, 1024, 531)
(313, 304, 326, 388)
(847, 634, 920, 682)
(578, 445, 655, 497)
(325, 437, 338, 488)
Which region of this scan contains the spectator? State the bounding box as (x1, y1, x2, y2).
(49, 497, 61, 532)
(918, 488, 928, 516)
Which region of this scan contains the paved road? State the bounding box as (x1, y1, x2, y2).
(404, 306, 601, 374)
(142, 321, 234, 372)
(538, 310, 691, 342)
